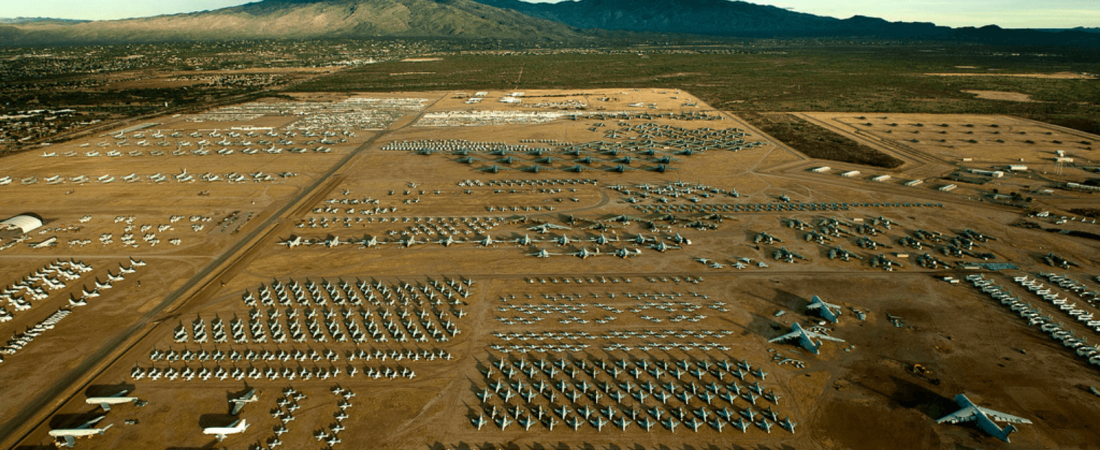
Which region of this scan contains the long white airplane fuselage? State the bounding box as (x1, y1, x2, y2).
(204, 419, 249, 441)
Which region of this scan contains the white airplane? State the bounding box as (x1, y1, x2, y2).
(530, 248, 560, 258)
(572, 247, 600, 259)
(203, 419, 249, 441)
(528, 223, 571, 234)
(229, 388, 258, 415)
(85, 390, 139, 411)
(937, 394, 1032, 443)
(805, 295, 842, 323)
(49, 416, 112, 447)
(0, 176, 11, 185)
(278, 235, 303, 248)
(767, 322, 845, 354)
(613, 247, 642, 259)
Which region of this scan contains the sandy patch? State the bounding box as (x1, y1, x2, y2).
(962, 90, 1042, 102)
(925, 71, 1094, 79)
(401, 58, 443, 62)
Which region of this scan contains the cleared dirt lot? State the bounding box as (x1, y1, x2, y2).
(2, 89, 1100, 450)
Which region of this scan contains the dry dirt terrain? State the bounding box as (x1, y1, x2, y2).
(1, 89, 1099, 450)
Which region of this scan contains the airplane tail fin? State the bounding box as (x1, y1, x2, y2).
(996, 424, 1018, 443)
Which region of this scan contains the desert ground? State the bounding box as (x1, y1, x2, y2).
(1, 88, 1098, 450)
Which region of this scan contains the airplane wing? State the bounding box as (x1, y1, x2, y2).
(230, 402, 245, 416)
(64, 436, 76, 447)
(766, 331, 801, 343)
(979, 408, 1032, 424)
(936, 406, 979, 424)
(807, 331, 846, 342)
(99, 403, 112, 412)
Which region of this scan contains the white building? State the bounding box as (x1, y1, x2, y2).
(1, 214, 43, 234)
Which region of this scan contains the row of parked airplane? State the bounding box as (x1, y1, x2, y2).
(0, 259, 93, 321)
(132, 362, 417, 382)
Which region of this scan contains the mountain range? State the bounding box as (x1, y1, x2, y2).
(1, 0, 1097, 46)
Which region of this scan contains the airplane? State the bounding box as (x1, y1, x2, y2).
(278, 236, 303, 248)
(613, 247, 642, 259)
(754, 231, 783, 244)
(85, 390, 139, 411)
(758, 419, 774, 433)
(805, 295, 842, 323)
(203, 419, 249, 441)
(49, 416, 112, 448)
(530, 248, 560, 258)
(590, 233, 619, 245)
(496, 414, 515, 430)
(230, 388, 258, 415)
(767, 322, 845, 354)
(571, 247, 600, 259)
(649, 240, 680, 252)
(321, 235, 342, 248)
(514, 234, 539, 246)
(638, 416, 656, 432)
(779, 416, 797, 433)
(937, 394, 1032, 443)
(528, 223, 571, 234)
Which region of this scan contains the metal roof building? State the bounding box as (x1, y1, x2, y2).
(1, 213, 43, 234)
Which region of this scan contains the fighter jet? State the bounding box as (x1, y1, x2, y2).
(805, 295, 842, 323)
(85, 390, 139, 411)
(767, 322, 845, 354)
(572, 247, 601, 259)
(530, 248, 561, 258)
(203, 419, 249, 441)
(937, 394, 1032, 443)
(229, 388, 258, 415)
(612, 247, 642, 259)
(651, 241, 681, 252)
(753, 231, 783, 244)
(49, 416, 112, 448)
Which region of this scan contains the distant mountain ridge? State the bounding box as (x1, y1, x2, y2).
(0, 0, 587, 46)
(0, 17, 88, 24)
(473, 0, 947, 38)
(1, 0, 1097, 46)
(473, 0, 1100, 44)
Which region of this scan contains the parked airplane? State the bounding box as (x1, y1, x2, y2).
(85, 390, 139, 411)
(805, 295, 842, 323)
(229, 388, 258, 415)
(937, 394, 1032, 443)
(767, 322, 845, 354)
(203, 419, 249, 441)
(49, 416, 112, 447)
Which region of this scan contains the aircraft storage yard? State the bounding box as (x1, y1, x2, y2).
(1, 87, 1099, 450)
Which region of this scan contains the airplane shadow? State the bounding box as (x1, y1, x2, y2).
(48, 410, 104, 429)
(85, 382, 135, 397)
(198, 413, 238, 429)
(853, 375, 956, 420)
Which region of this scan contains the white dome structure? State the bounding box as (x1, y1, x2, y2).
(1, 214, 43, 234)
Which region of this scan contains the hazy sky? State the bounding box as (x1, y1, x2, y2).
(1, 0, 1096, 28)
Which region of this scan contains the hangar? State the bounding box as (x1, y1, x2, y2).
(1, 213, 44, 234)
